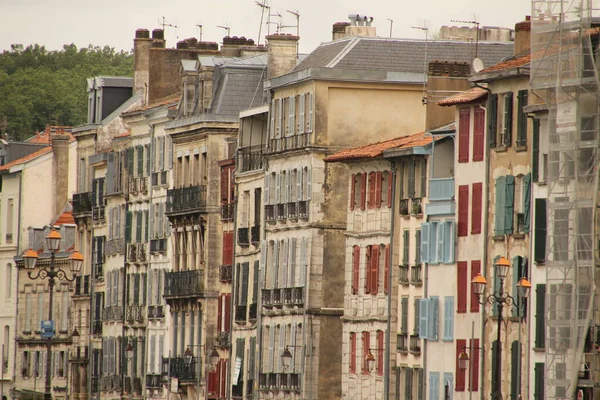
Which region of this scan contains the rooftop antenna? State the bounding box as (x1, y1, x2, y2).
(255, 1, 270, 45)
(196, 24, 203, 41)
(387, 18, 394, 38)
(159, 16, 179, 39)
(411, 25, 429, 105)
(270, 12, 282, 34)
(451, 19, 480, 58)
(285, 9, 300, 58)
(217, 24, 231, 37)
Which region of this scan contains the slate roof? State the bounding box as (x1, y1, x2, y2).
(0, 146, 52, 172)
(293, 37, 514, 74)
(438, 87, 488, 106)
(325, 131, 435, 162)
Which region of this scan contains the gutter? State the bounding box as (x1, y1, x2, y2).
(384, 160, 397, 399)
(480, 103, 491, 400)
(227, 148, 238, 400)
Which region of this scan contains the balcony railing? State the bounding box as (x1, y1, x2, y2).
(221, 203, 235, 221)
(276, 204, 286, 221)
(258, 373, 301, 392)
(219, 264, 232, 283)
(137, 243, 147, 262)
(127, 243, 137, 263)
(251, 225, 260, 244)
(411, 197, 423, 215)
(298, 201, 309, 219)
(125, 305, 145, 324)
(429, 178, 455, 201)
(148, 305, 165, 319)
(399, 199, 409, 216)
(397, 333, 408, 352)
(146, 374, 163, 389)
(267, 133, 311, 153)
(399, 265, 409, 285)
(235, 305, 247, 323)
(92, 320, 102, 336)
(139, 176, 148, 194)
(166, 185, 207, 214)
(287, 202, 297, 219)
(106, 238, 125, 257)
(102, 306, 124, 321)
(164, 270, 204, 298)
(265, 205, 275, 223)
(249, 303, 257, 321)
(162, 356, 199, 381)
(100, 375, 122, 392)
(239, 147, 264, 172)
(238, 227, 250, 247)
(72, 192, 93, 215)
(128, 177, 139, 196)
(410, 334, 421, 354)
(411, 265, 422, 285)
(262, 287, 303, 308)
(91, 376, 99, 393)
(216, 331, 230, 348)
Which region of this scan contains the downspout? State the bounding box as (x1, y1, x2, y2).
(121, 200, 129, 400)
(227, 139, 239, 400)
(384, 160, 397, 399)
(480, 103, 491, 400)
(13, 171, 23, 391)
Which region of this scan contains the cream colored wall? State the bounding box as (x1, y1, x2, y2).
(431, 139, 455, 179)
(20, 155, 54, 251)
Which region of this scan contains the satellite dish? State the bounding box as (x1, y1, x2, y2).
(473, 57, 484, 73)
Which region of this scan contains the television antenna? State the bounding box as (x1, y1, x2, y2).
(451, 19, 480, 58)
(255, 1, 270, 45)
(387, 18, 394, 38)
(159, 16, 179, 39)
(411, 25, 429, 105)
(196, 24, 203, 41)
(217, 24, 231, 37)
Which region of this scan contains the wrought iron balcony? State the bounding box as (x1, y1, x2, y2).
(265, 205, 275, 223)
(139, 176, 148, 194)
(125, 305, 145, 324)
(410, 334, 421, 354)
(399, 265, 409, 285)
(146, 374, 163, 389)
(249, 303, 257, 321)
(238, 227, 250, 247)
(251, 225, 260, 244)
(106, 238, 125, 257)
(298, 201, 309, 219)
(137, 243, 147, 262)
(148, 305, 165, 320)
(399, 198, 409, 216)
(235, 305, 247, 323)
(216, 331, 230, 348)
(221, 203, 235, 221)
(166, 185, 207, 215)
(258, 373, 301, 392)
(100, 375, 122, 392)
(102, 306, 124, 321)
(429, 178, 455, 201)
(287, 202, 298, 219)
(411, 197, 423, 215)
(92, 320, 102, 336)
(219, 265, 232, 283)
(162, 356, 199, 381)
(276, 204, 286, 221)
(411, 265, 422, 286)
(91, 376, 99, 393)
(239, 147, 264, 172)
(72, 192, 93, 216)
(164, 269, 204, 299)
(397, 333, 408, 353)
(127, 243, 137, 263)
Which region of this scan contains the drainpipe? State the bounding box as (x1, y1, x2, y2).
(384, 160, 397, 399)
(479, 104, 491, 400)
(227, 138, 239, 400)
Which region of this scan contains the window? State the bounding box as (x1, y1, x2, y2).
(407, 160, 416, 198)
(419, 297, 439, 341)
(457, 262, 468, 313)
(6, 199, 13, 243)
(473, 107, 485, 161)
(362, 331, 370, 375)
(402, 230, 410, 266)
(458, 185, 469, 236)
(458, 108, 470, 162)
(471, 182, 483, 234)
(367, 172, 377, 209)
(577, 207, 593, 260)
(494, 176, 515, 236)
(413, 297, 421, 335)
(352, 246, 360, 295)
(500, 92, 513, 147)
(419, 159, 427, 198)
(516, 89, 528, 146)
(365, 245, 379, 295)
(510, 341, 521, 399)
(534, 199, 547, 263)
(535, 284, 546, 349)
(443, 296, 454, 341)
(534, 363, 545, 400)
(415, 230, 421, 265)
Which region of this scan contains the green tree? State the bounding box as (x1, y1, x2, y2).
(0, 43, 133, 141)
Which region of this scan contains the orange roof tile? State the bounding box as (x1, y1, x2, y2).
(126, 94, 181, 113)
(0, 146, 52, 172)
(27, 126, 75, 144)
(325, 131, 434, 163)
(53, 210, 75, 226)
(114, 131, 131, 138)
(438, 87, 488, 106)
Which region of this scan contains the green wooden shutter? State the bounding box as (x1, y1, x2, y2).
(523, 173, 531, 233)
(516, 90, 528, 146)
(135, 211, 142, 243)
(415, 230, 421, 265)
(535, 284, 546, 348)
(401, 297, 409, 333)
(398, 163, 404, 199)
(504, 175, 515, 234)
(403, 230, 409, 266)
(408, 160, 416, 198)
(488, 94, 498, 148)
(532, 119, 540, 181)
(414, 298, 420, 335)
(127, 148, 134, 175)
(125, 211, 133, 243)
(494, 177, 506, 236)
(241, 262, 249, 306)
(510, 341, 520, 400)
(534, 362, 545, 400)
(420, 159, 427, 197)
(504, 92, 513, 146)
(252, 260, 259, 304)
(249, 336, 256, 378)
(534, 199, 547, 262)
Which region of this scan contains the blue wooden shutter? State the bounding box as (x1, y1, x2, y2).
(523, 173, 531, 233)
(444, 221, 455, 263)
(505, 175, 515, 234)
(495, 176, 506, 235)
(437, 222, 445, 264)
(421, 223, 430, 263)
(444, 296, 454, 341)
(419, 298, 429, 339)
(429, 372, 440, 400)
(429, 222, 438, 264)
(430, 296, 439, 340)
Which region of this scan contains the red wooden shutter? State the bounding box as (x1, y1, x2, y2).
(387, 171, 393, 207)
(220, 359, 227, 398)
(352, 246, 360, 295)
(350, 332, 357, 373)
(371, 246, 379, 294)
(217, 294, 223, 332)
(470, 338, 480, 391)
(384, 244, 390, 294)
(228, 166, 235, 203)
(377, 330, 384, 375)
(458, 185, 469, 237)
(471, 182, 483, 234)
(368, 172, 376, 209)
(222, 231, 233, 265)
(458, 108, 470, 162)
(220, 167, 229, 204)
(350, 174, 356, 211)
(224, 293, 231, 333)
(375, 171, 383, 208)
(470, 261, 481, 312)
(360, 173, 367, 210)
(456, 339, 467, 391)
(457, 262, 468, 313)
(473, 108, 485, 161)
(362, 331, 370, 374)
(364, 246, 371, 294)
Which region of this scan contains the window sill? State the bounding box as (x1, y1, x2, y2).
(534, 260, 545, 266)
(533, 347, 545, 353)
(535, 180, 547, 186)
(494, 146, 507, 153)
(515, 145, 528, 152)
(492, 235, 505, 241)
(513, 233, 526, 240)
(470, 230, 482, 235)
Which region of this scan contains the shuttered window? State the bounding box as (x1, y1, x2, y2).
(222, 231, 233, 265)
(405, 368, 413, 400)
(516, 90, 528, 146)
(350, 332, 357, 374)
(458, 108, 470, 162)
(535, 284, 546, 348)
(429, 372, 440, 400)
(429, 296, 439, 341)
(470, 260, 481, 312)
(534, 198, 547, 262)
(384, 244, 390, 294)
(377, 330, 384, 375)
(402, 230, 410, 266)
(455, 339, 466, 391)
(532, 119, 540, 181)
(352, 246, 360, 295)
(371, 246, 380, 294)
(488, 93, 498, 148)
(512, 256, 528, 317)
(443, 296, 454, 341)
(510, 341, 521, 400)
(375, 171, 383, 208)
(368, 172, 376, 209)
(503, 92, 513, 146)
(401, 297, 409, 333)
(362, 331, 370, 375)
(421, 223, 429, 263)
(350, 174, 356, 210)
(419, 298, 429, 339)
(444, 372, 454, 400)
(534, 362, 544, 400)
(469, 338, 480, 391)
(458, 185, 469, 236)
(505, 175, 515, 234)
(360, 173, 367, 210)
(420, 159, 427, 197)
(473, 107, 485, 161)
(408, 159, 416, 198)
(457, 262, 468, 313)
(471, 183, 482, 234)
(494, 176, 515, 235)
(365, 245, 371, 294)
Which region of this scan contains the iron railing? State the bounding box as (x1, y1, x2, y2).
(238, 228, 250, 247)
(251, 225, 260, 244)
(411, 265, 422, 285)
(399, 265, 409, 284)
(239, 147, 264, 172)
(221, 203, 235, 220)
(219, 265, 232, 283)
(72, 192, 93, 215)
(166, 185, 207, 214)
(164, 270, 204, 298)
(162, 356, 199, 381)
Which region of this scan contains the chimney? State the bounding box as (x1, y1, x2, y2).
(134, 29, 152, 98)
(51, 130, 71, 218)
(345, 14, 376, 37)
(266, 34, 299, 79)
(425, 61, 471, 131)
(332, 22, 350, 41)
(514, 16, 531, 55)
(152, 29, 166, 49)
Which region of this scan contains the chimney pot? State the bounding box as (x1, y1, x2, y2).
(152, 29, 165, 40)
(135, 29, 150, 39)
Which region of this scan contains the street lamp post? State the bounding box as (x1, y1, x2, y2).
(184, 346, 219, 400)
(22, 228, 84, 400)
(125, 343, 134, 400)
(471, 256, 531, 400)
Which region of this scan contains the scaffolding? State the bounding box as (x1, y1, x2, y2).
(530, 0, 600, 397)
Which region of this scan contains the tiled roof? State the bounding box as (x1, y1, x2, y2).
(438, 87, 488, 106)
(325, 131, 434, 162)
(53, 210, 75, 226)
(293, 37, 514, 74)
(114, 131, 131, 138)
(0, 146, 52, 172)
(478, 52, 530, 73)
(26, 126, 75, 144)
(126, 94, 181, 113)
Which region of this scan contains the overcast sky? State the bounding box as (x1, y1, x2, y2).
(0, 0, 530, 54)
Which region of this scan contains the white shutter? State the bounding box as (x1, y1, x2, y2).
(102, 339, 108, 375)
(273, 241, 280, 288)
(289, 96, 295, 136)
(260, 240, 267, 289)
(149, 203, 154, 239)
(281, 239, 289, 288)
(106, 273, 112, 307)
(268, 326, 275, 372)
(150, 335, 156, 373)
(298, 93, 305, 134)
(108, 207, 113, 239)
(287, 169, 292, 204)
(275, 172, 281, 204)
(299, 237, 307, 286)
(158, 334, 165, 368)
(167, 135, 173, 169)
(264, 173, 270, 205)
(277, 99, 283, 138)
(159, 137, 165, 171)
(270, 100, 276, 140)
(307, 93, 313, 132)
(290, 237, 297, 287)
(290, 324, 297, 372)
(297, 168, 303, 201)
(307, 166, 312, 200)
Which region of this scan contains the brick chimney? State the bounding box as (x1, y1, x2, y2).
(514, 16, 531, 55)
(51, 129, 71, 218)
(332, 22, 350, 41)
(266, 34, 299, 79)
(425, 62, 471, 130)
(134, 29, 152, 98)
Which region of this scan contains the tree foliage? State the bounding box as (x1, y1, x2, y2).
(0, 44, 133, 141)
